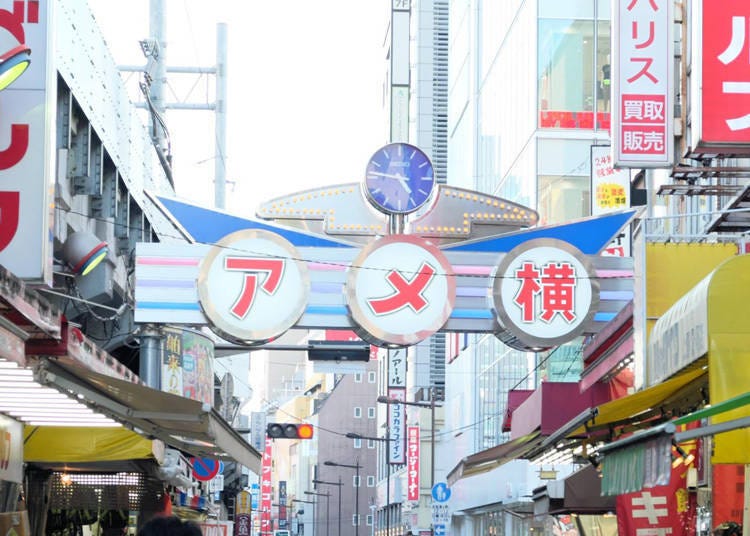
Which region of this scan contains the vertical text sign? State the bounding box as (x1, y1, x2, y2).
(613, 0, 673, 167)
(701, 0, 750, 146)
(407, 426, 420, 501)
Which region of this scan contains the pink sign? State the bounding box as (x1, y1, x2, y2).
(407, 426, 420, 501)
(260, 438, 273, 536)
(613, 0, 673, 167)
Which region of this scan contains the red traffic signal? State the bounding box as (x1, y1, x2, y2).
(267, 422, 314, 440)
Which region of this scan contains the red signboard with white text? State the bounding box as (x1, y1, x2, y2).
(407, 426, 420, 501)
(612, 0, 674, 168)
(690, 0, 750, 155)
(0, 0, 55, 282)
(260, 438, 273, 536)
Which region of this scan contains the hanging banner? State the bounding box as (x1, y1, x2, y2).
(260, 438, 273, 536)
(407, 426, 420, 501)
(612, 0, 674, 167)
(616, 448, 696, 535)
(387, 387, 406, 465)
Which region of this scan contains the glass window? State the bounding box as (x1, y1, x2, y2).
(538, 19, 595, 115)
(354, 372, 363, 383)
(539, 175, 590, 224)
(367, 475, 375, 487)
(368, 407, 376, 418)
(352, 514, 360, 527)
(366, 515, 373, 526)
(353, 475, 361, 487)
(368, 371, 376, 383)
(353, 438, 362, 449)
(354, 407, 362, 418)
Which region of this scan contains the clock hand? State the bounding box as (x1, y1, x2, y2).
(368, 171, 412, 194)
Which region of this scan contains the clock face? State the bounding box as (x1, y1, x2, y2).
(364, 143, 435, 214)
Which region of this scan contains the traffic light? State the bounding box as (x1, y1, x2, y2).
(266, 422, 314, 440)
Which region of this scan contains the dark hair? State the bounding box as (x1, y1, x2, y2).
(714, 521, 742, 536)
(137, 516, 202, 536)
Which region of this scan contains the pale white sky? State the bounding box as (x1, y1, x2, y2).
(88, 1, 390, 218)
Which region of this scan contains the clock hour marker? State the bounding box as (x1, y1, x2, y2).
(418, 189, 428, 196)
(419, 162, 428, 168)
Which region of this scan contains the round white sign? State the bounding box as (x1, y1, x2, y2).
(346, 235, 455, 347)
(197, 230, 309, 344)
(491, 239, 599, 350)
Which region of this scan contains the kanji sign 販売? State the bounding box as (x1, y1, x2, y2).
(613, 0, 673, 167)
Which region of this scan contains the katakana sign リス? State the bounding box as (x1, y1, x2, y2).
(613, 0, 673, 167)
(690, 0, 750, 155)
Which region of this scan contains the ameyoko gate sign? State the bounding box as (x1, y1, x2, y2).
(136, 200, 633, 352)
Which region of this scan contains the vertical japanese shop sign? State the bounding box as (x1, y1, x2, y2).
(278, 481, 288, 530)
(387, 347, 407, 464)
(612, 0, 673, 168)
(590, 145, 632, 257)
(0, 0, 55, 282)
(690, 0, 750, 153)
(407, 426, 420, 501)
(260, 438, 273, 536)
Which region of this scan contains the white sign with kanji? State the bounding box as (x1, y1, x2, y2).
(491, 239, 599, 350)
(613, 0, 674, 167)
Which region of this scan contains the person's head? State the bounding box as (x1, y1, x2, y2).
(137, 516, 202, 536)
(713, 521, 742, 536)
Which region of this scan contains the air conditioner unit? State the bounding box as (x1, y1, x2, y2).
(157, 448, 198, 490)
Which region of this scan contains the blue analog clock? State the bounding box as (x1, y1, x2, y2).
(364, 142, 435, 215)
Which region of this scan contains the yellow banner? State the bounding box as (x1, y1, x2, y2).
(646, 242, 736, 339)
(707, 255, 750, 463)
(23, 426, 156, 463)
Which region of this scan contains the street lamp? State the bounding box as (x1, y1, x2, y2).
(344, 434, 393, 536)
(292, 499, 316, 536)
(324, 458, 362, 536)
(312, 479, 343, 536)
(378, 389, 441, 536)
(305, 491, 331, 536)
(377, 390, 439, 491)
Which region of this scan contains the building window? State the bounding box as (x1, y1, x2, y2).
(354, 407, 362, 418)
(366, 515, 373, 526)
(367, 439, 376, 449)
(353, 438, 362, 449)
(367, 407, 376, 418)
(368, 371, 376, 383)
(354, 372, 363, 383)
(352, 514, 361, 527)
(353, 475, 361, 487)
(367, 475, 375, 487)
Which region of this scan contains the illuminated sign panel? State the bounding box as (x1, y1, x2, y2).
(690, 0, 750, 155)
(197, 230, 309, 345)
(492, 239, 599, 350)
(612, 0, 673, 167)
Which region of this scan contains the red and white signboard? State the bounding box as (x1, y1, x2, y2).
(690, 0, 750, 155)
(197, 230, 310, 345)
(407, 426, 420, 501)
(612, 0, 673, 168)
(260, 438, 273, 536)
(346, 235, 455, 347)
(491, 239, 599, 350)
(0, 0, 55, 282)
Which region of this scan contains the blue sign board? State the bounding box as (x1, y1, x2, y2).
(434, 524, 446, 536)
(250, 483, 259, 509)
(431, 482, 451, 503)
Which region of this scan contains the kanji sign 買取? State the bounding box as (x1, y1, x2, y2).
(613, 0, 674, 167)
